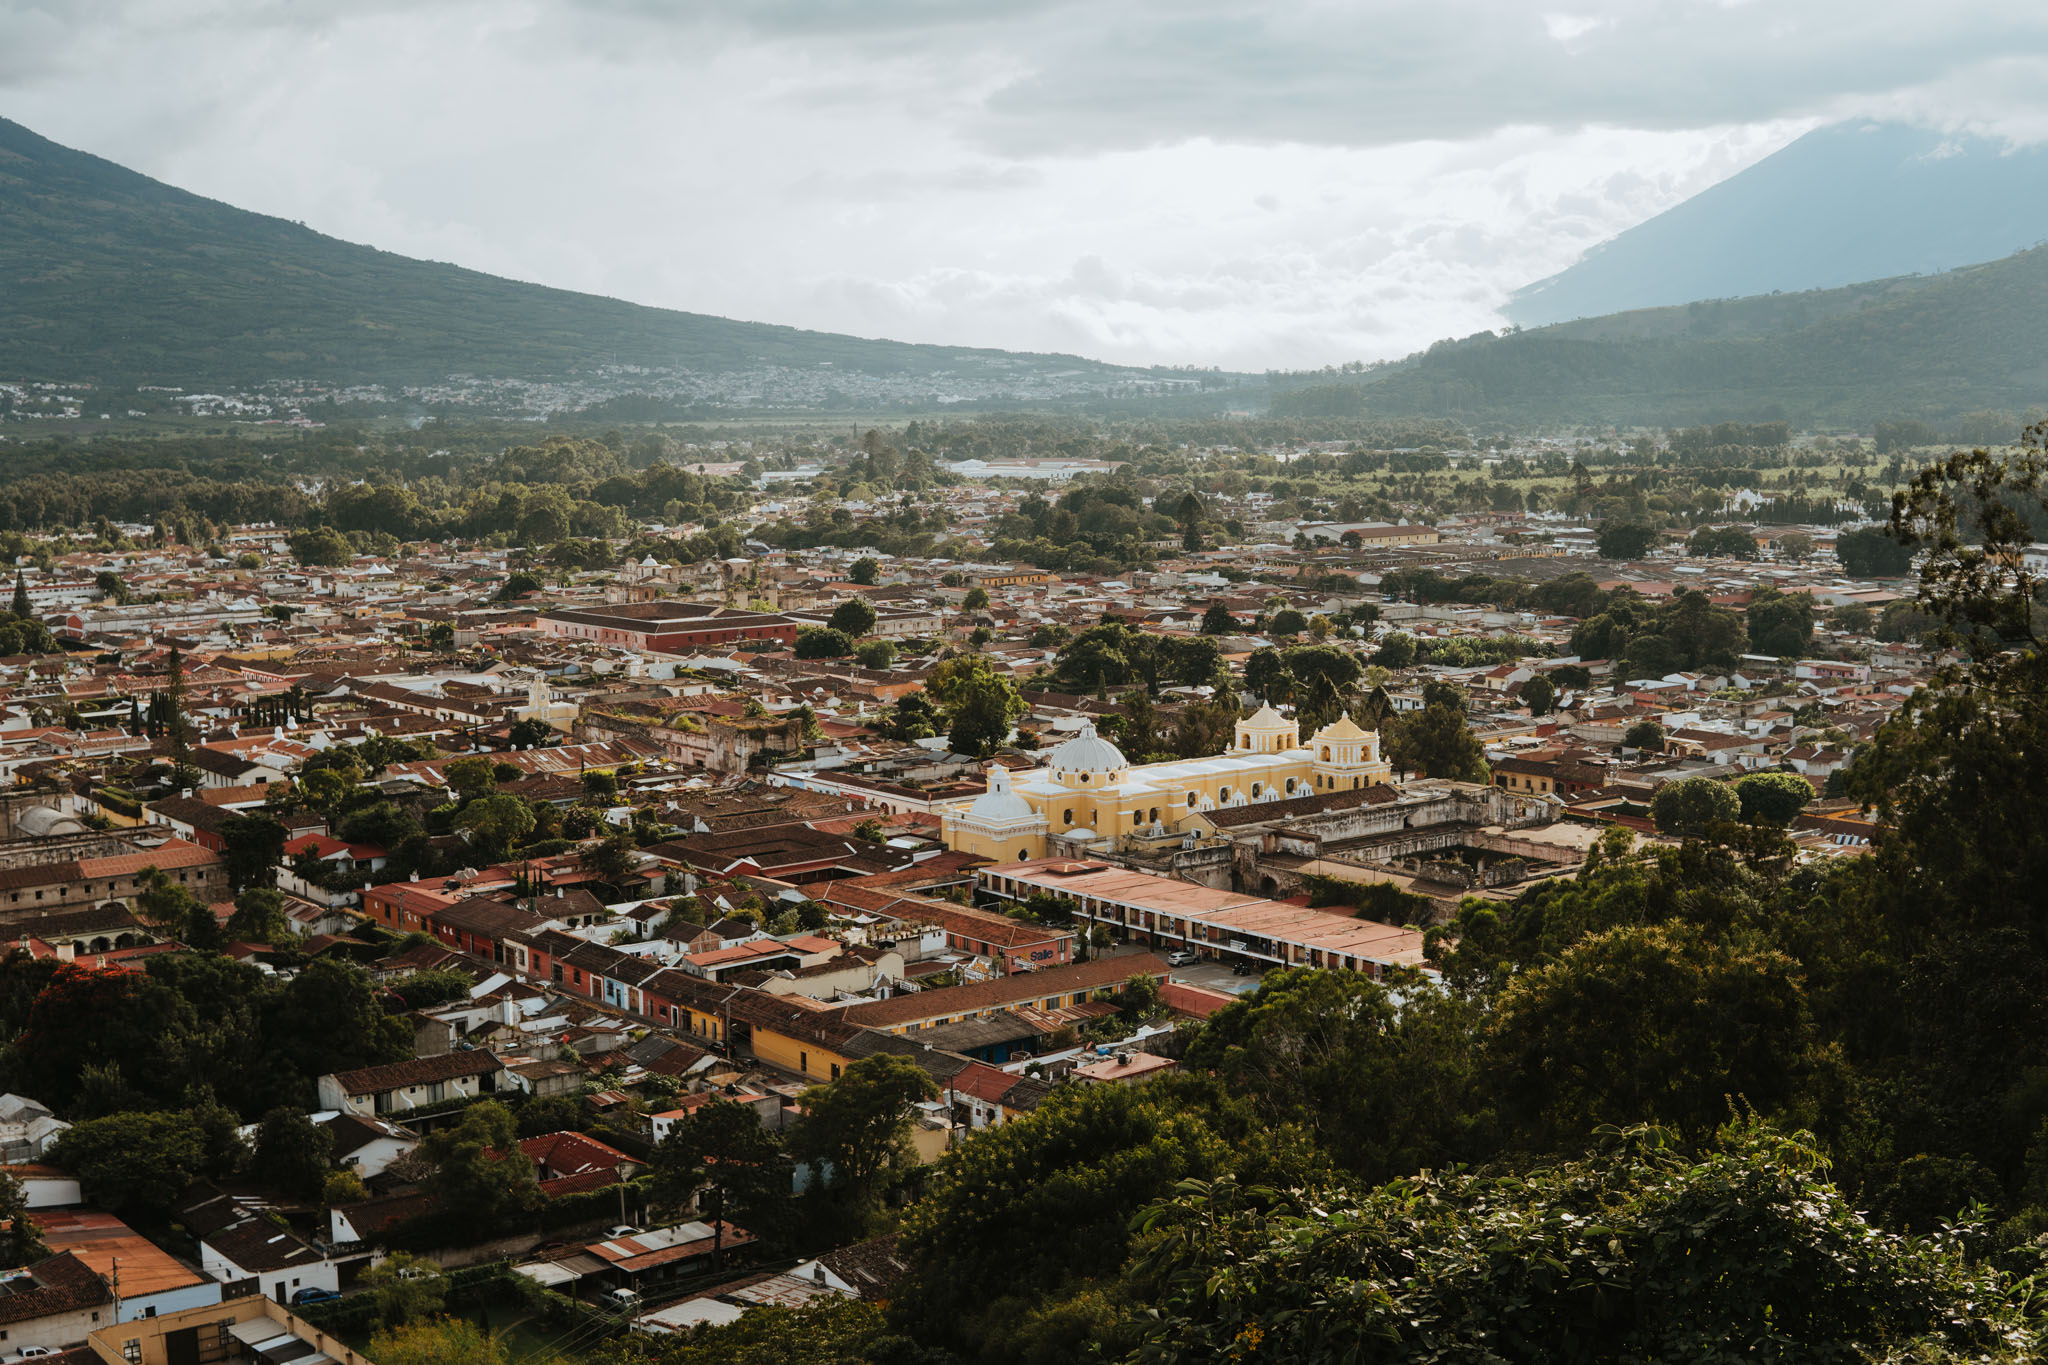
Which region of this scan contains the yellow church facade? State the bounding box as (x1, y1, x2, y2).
(940, 706, 1393, 864)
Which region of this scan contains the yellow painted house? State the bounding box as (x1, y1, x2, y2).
(941, 707, 1392, 862)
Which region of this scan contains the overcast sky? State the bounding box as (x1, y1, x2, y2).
(6, 1, 2046, 370)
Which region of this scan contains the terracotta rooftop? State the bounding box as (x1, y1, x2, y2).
(34, 1208, 208, 1297)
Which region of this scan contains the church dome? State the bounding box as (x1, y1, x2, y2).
(967, 763, 1038, 825)
(1047, 722, 1128, 778)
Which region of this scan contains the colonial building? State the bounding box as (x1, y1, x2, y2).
(537, 601, 799, 653)
(939, 707, 1393, 863)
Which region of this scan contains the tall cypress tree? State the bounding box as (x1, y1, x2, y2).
(10, 571, 28, 619)
(165, 646, 194, 781)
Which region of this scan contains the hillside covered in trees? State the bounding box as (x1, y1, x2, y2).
(0, 118, 1142, 393)
(1299, 246, 2048, 427)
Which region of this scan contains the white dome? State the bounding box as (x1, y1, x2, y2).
(1047, 722, 1128, 776)
(14, 806, 85, 838)
(966, 764, 1038, 825)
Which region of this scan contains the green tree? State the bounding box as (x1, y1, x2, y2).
(363, 1252, 450, 1326)
(9, 572, 27, 618)
(1748, 587, 1818, 658)
(367, 1318, 505, 1365)
(1485, 924, 1810, 1145)
(1624, 719, 1666, 751)
(1269, 607, 1307, 637)
(1242, 647, 1292, 704)
(928, 655, 1024, 758)
(252, 1106, 334, 1201)
(961, 587, 990, 612)
(614, 1299, 887, 1365)
(299, 767, 353, 815)
(1387, 701, 1488, 783)
(854, 639, 897, 669)
(828, 598, 879, 637)
(1650, 774, 1740, 838)
(1596, 519, 1659, 560)
(795, 627, 854, 658)
(265, 958, 412, 1087)
(1735, 771, 1814, 826)
(1127, 1122, 2039, 1363)
(51, 1111, 206, 1212)
(1835, 525, 1915, 577)
(0, 1171, 47, 1266)
(579, 827, 639, 887)
(1649, 589, 1748, 672)
(848, 556, 881, 586)
(289, 526, 354, 568)
(792, 1055, 938, 1204)
(1281, 644, 1361, 728)
(885, 690, 945, 742)
(493, 570, 542, 602)
(420, 1101, 539, 1227)
(94, 570, 131, 605)
(507, 717, 556, 748)
(323, 1170, 368, 1205)
(1687, 525, 1758, 559)
(1183, 967, 1486, 1182)
(454, 793, 535, 861)
(442, 755, 497, 804)
(226, 886, 290, 944)
(1520, 675, 1556, 716)
(1372, 631, 1417, 668)
(891, 1080, 1242, 1360)
(1115, 688, 1161, 759)
(1199, 602, 1235, 635)
(384, 969, 475, 1011)
(162, 645, 195, 784)
(136, 866, 219, 949)
(649, 1098, 788, 1266)
(219, 812, 288, 892)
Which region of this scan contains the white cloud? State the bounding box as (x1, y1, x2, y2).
(0, 0, 2042, 367)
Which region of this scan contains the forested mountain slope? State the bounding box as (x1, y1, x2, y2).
(0, 117, 1131, 391)
(1346, 247, 2048, 426)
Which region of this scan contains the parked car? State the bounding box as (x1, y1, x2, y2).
(605, 1288, 642, 1313)
(290, 1287, 341, 1307)
(605, 1225, 639, 1239)
(12, 1347, 58, 1360)
(1166, 950, 1196, 967)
